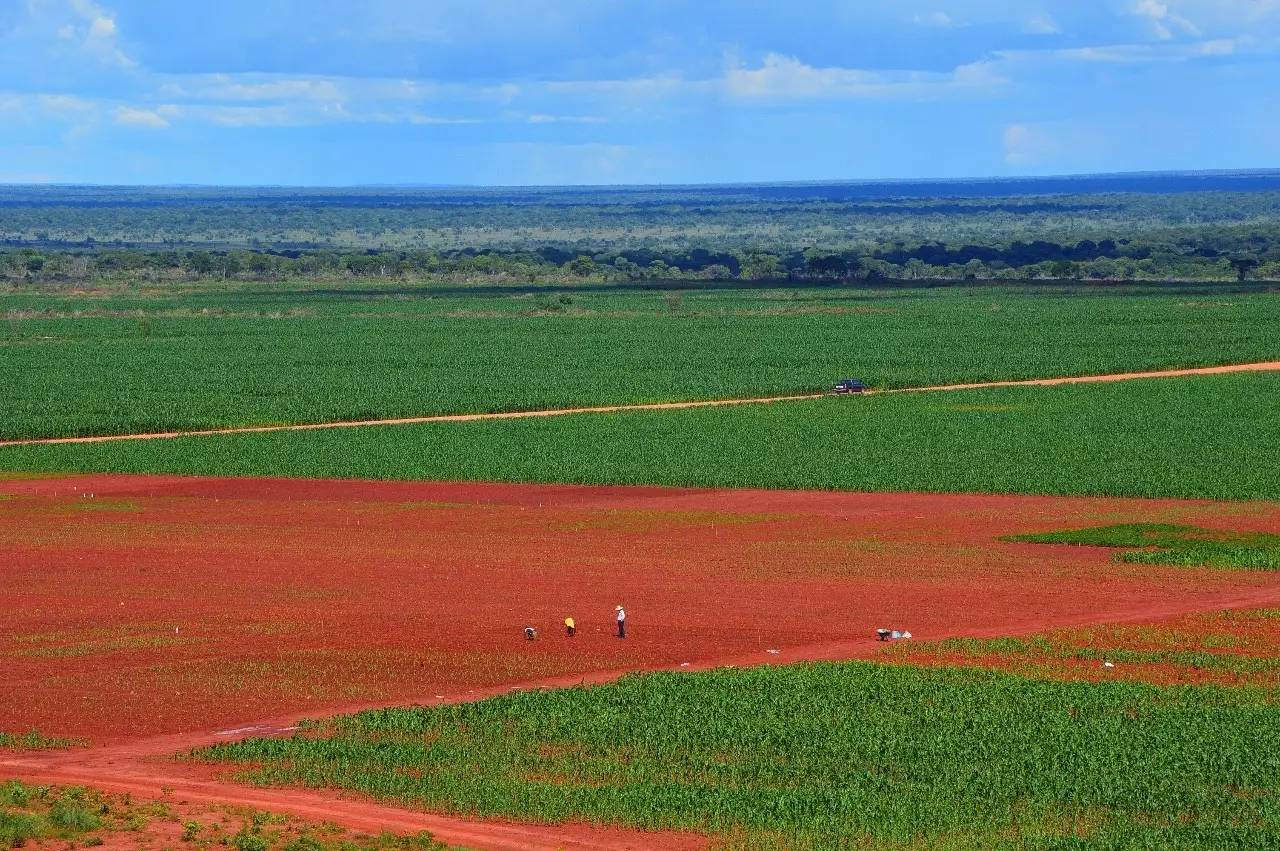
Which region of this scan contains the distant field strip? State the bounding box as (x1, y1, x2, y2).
(6, 370, 1275, 500)
(6, 283, 1280, 441)
(3, 360, 1278, 449)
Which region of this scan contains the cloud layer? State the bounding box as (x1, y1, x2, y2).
(1, 0, 1278, 183)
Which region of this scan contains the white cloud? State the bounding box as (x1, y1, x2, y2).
(151, 100, 487, 128)
(68, 0, 135, 66)
(408, 113, 484, 125)
(1, 0, 1272, 153)
(526, 113, 605, 124)
(158, 75, 346, 103)
(0, 92, 97, 120)
(35, 93, 97, 117)
(1132, 0, 1201, 40)
(723, 53, 1005, 101)
(913, 11, 960, 28)
(1021, 37, 1243, 64)
(543, 75, 691, 99)
(167, 103, 338, 128)
(114, 105, 168, 128)
(1023, 13, 1061, 35)
(0, 91, 101, 137)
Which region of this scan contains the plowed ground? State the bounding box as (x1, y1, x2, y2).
(5, 473, 1280, 744)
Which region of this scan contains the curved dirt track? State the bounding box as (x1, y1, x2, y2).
(7, 590, 1280, 851)
(2, 360, 1277, 448)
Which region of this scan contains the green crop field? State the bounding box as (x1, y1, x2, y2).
(1009, 524, 1280, 571)
(4, 371, 1277, 501)
(2, 281, 1279, 440)
(197, 661, 1280, 849)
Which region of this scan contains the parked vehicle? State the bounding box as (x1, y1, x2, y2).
(832, 378, 868, 394)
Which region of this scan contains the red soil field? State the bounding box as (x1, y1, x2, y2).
(5, 473, 1280, 744)
(5, 473, 1280, 849)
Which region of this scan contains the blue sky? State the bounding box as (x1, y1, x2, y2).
(1, 0, 1278, 185)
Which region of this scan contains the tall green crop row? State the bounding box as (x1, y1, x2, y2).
(6, 371, 1280, 501)
(197, 662, 1280, 848)
(3, 284, 1279, 440)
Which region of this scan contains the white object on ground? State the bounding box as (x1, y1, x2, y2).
(1103, 661, 1115, 668)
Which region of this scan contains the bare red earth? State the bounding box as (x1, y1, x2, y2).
(4, 473, 1280, 849)
(6, 473, 1280, 740)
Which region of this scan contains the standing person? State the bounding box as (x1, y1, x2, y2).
(615, 605, 626, 639)
(564, 616, 576, 638)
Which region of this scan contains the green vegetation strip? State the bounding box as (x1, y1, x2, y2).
(197, 662, 1280, 849)
(1009, 524, 1280, 571)
(3, 283, 1280, 439)
(4, 372, 1279, 501)
(0, 730, 84, 750)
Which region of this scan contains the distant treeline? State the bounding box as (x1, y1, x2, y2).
(3, 178, 1280, 284)
(3, 238, 1277, 284)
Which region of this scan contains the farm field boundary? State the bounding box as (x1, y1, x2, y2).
(4, 359, 1278, 449)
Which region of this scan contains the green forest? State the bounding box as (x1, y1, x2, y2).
(3, 174, 1280, 284)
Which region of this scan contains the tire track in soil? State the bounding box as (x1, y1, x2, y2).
(3, 360, 1278, 448)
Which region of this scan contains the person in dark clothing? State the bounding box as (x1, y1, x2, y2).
(615, 605, 626, 639)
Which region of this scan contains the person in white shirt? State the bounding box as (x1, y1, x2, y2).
(615, 605, 626, 639)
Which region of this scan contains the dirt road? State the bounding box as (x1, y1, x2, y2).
(3, 360, 1277, 448)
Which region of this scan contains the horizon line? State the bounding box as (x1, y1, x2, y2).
(2, 167, 1279, 192)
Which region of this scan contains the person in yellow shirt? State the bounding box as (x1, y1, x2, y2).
(564, 616, 576, 638)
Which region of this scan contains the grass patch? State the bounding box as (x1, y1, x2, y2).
(1009, 523, 1280, 570)
(0, 730, 85, 750)
(195, 662, 1280, 848)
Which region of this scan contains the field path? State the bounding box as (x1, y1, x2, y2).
(6, 586, 1280, 851)
(3, 360, 1277, 448)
